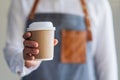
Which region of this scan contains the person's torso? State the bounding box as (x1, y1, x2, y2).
(22, 0, 97, 80)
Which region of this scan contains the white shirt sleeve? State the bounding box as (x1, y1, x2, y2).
(4, 0, 41, 77)
(93, 1, 118, 80)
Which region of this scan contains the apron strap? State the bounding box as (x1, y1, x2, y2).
(81, 0, 92, 41)
(28, 0, 92, 41)
(28, 0, 40, 20)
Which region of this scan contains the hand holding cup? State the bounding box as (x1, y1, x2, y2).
(23, 22, 57, 68)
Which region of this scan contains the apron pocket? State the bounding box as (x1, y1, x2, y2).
(61, 29, 87, 64)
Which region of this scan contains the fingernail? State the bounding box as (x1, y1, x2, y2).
(36, 49, 39, 54)
(35, 43, 38, 47)
(27, 32, 31, 37)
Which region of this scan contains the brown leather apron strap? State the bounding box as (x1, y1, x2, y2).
(81, 0, 92, 41)
(28, 0, 92, 41)
(28, 0, 40, 20)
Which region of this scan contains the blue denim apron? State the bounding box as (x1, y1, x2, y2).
(23, 13, 96, 80)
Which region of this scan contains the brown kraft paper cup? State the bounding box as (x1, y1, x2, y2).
(27, 22, 55, 61)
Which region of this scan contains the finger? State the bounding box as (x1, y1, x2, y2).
(23, 48, 39, 56)
(23, 51, 35, 60)
(23, 32, 31, 39)
(23, 40, 38, 48)
(24, 60, 39, 68)
(54, 39, 58, 46)
(23, 54, 35, 60)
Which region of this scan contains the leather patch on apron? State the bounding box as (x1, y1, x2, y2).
(61, 30, 87, 64)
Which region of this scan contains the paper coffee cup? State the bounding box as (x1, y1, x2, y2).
(27, 22, 55, 61)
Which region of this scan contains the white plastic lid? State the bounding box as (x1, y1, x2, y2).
(27, 22, 55, 31)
